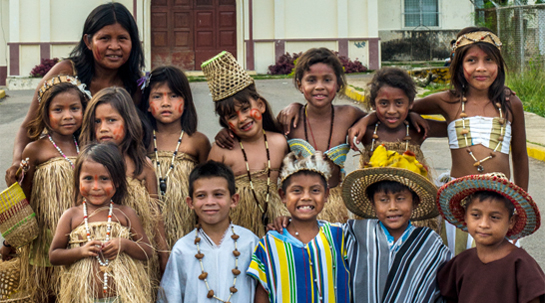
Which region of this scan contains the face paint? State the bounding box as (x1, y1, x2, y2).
(49, 114, 59, 129)
(112, 125, 125, 142)
(250, 108, 262, 121)
(80, 184, 88, 196)
(228, 122, 236, 131)
(93, 174, 99, 190)
(93, 48, 101, 61)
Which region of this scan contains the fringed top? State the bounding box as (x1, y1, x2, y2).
(58, 221, 152, 303)
(150, 151, 197, 247)
(234, 170, 287, 237)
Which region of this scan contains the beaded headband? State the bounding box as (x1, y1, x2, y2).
(37, 75, 92, 103)
(453, 31, 502, 52)
(280, 151, 332, 184)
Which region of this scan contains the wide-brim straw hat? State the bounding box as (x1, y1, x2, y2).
(342, 167, 439, 220)
(437, 173, 540, 240)
(201, 51, 254, 102)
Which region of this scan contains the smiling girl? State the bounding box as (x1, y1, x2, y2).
(8, 76, 89, 302)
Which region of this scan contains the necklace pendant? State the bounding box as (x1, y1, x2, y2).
(477, 165, 484, 173)
(159, 178, 167, 194)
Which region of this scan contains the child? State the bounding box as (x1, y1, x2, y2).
(79, 87, 168, 281)
(158, 161, 259, 302)
(0, 76, 89, 302)
(7, 2, 144, 185)
(248, 152, 351, 303)
(49, 142, 153, 303)
(140, 66, 211, 247)
(341, 149, 451, 302)
(436, 173, 545, 302)
(203, 51, 289, 237)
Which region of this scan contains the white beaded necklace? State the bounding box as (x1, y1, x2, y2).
(83, 198, 114, 295)
(153, 130, 184, 198)
(370, 121, 411, 152)
(47, 134, 79, 167)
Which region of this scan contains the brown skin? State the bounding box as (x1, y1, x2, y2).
(6, 59, 142, 186)
(149, 120, 211, 164)
(254, 285, 270, 303)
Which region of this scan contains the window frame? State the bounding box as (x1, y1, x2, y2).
(403, 0, 441, 29)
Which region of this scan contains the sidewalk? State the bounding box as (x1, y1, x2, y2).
(345, 74, 545, 163)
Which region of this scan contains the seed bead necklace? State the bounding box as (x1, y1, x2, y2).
(83, 198, 114, 294)
(459, 95, 505, 173)
(239, 129, 270, 220)
(370, 121, 411, 152)
(194, 224, 241, 303)
(303, 104, 335, 151)
(153, 130, 184, 197)
(48, 134, 79, 168)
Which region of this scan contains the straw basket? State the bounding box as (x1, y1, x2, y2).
(0, 183, 39, 248)
(0, 258, 31, 302)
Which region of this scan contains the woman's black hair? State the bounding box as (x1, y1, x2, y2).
(68, 2, 144, 96)
(140, 66, 198, 135)
(449, 26, 512, 120)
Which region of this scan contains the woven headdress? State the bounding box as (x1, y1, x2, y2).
(453, 31, 502, 52)
(342, 145, 438, 220)
(280, 151, 332, 185)
(37, 75, 92, 103)
(201, 51, 254, 102)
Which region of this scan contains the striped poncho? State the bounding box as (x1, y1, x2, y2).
(247, 221, 350, 303)
(345, 219, 451, 303)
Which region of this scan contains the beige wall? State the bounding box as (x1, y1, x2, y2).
(1, 0, 8, 68)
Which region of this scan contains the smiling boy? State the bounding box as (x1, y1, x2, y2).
(158, 161, 259, 303)
(342, 150, 451, 303)
(247, 152, 350, 303)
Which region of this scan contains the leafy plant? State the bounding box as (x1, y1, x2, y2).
(507, 60, 545, 117)
(267, 51, 368, 75)
(30, 58, 59, 77)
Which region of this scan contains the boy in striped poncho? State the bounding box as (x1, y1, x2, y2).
(247, 152, 350, 303)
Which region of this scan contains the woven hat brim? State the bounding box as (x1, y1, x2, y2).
(436, 175, 540, 240)
(342, 167, 439, 220)
(201, 51, 254, 102)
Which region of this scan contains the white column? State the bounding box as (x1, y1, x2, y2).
(367, 0, 379, 37)
(274, 0, 284, 39)
(9, 0, 19, 42)
(337, 0, 348, 38)
(40, 0, 50, 42)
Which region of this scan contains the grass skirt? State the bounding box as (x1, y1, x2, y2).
(317, 186, 350, 223)
(234, 170, 288, 237)
(359, 142, 440, 233)
(18, 157, 74, 302)
(58, 222, 151, 303)
(150, 151, 197, 247)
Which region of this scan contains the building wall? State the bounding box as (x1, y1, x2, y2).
(0, 0, 9, 85)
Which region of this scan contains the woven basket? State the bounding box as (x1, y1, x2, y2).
(201, 51, 254, 102)
(0, 258, 31, 302)
(0, 183, 39, 248)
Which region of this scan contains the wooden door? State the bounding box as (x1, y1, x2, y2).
(151, 0, 236, 71)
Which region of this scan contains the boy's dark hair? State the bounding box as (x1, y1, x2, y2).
(69, 2, 144, 96)
(449, 26, 512, 121)
(74, 142, 127, 205)
(188, 161, 236, 197)
(293, 48, 346, 97)
(79, 87, 148, 177)
(465, 191, 515, 218)
(27, 81, 89, 141)
(141, 66, 198, 135)
(366, 180, 420, 205)
(365, 67, 416, 110)
(281, 170, 328, 193)
(214, 83, 281, 133)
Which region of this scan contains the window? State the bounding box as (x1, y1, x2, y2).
(405, 0, 439, 27)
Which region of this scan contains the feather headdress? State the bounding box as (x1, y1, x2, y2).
(280, 151, 332, 184)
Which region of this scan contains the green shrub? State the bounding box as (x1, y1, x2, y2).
(507, 61, 545, 117)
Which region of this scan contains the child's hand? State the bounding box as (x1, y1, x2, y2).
(102, 238, 124, 260)
(214, 128, 235, 150)
(348, 122, 367, 151)
(268, 216, 291, 233)
(79, 240, 102, 258)
(277, 103, 303, 135)
(409, 112, 430, 139)
(0, 243, 16, 261)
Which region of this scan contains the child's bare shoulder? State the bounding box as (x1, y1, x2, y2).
(265, 131, 288, 144)
(22, 138, 54, 164)
(334, 104, 366, 122)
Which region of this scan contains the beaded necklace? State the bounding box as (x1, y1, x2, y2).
(83, 198, 114, 294)
(370, 121, 411, 152)
(47, 134, 79, 168)
(239, 129, 270, 223)
(194, 224, 241, 303)
(152, 130, 184, 197)
(303, 104, 335, 150)
(459, 95, 505, 173)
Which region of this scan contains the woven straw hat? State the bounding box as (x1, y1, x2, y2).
(201, 51, 254, 102)
(342, 167, 438, 220)
(437, 173, 540, 240)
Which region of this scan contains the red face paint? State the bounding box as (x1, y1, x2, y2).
(93, 48, 101, 61)
(93, 174, 99, 190)
(80, 184, 88, 196)
(112, 125, 125, 141)
(228, 122, 236, 131)
(49, 114, 59, 129)
(104, 185, 114, 197)
(250, 108, 262, 121)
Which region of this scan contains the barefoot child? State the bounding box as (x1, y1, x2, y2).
(342, 152, 451, 302)
(141, 66, 211, 247)
(248, 152, 351, 303)
(158, 161, 259, 302)
(49, 142, 153, 303)
(79, 87, 168, 281)
(436, 173, 545, 302)
(2, 76, 90, 302)
(203, 51, 288, 237)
